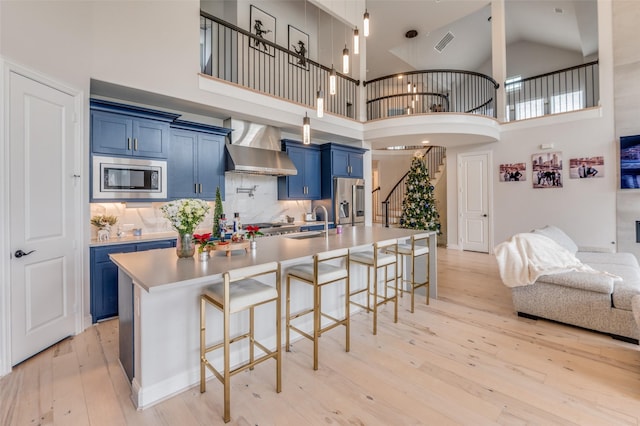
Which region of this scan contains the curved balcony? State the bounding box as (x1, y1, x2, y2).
(364, 70, 499, 121)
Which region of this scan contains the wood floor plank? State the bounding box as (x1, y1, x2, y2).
(2, 247, 640, 425)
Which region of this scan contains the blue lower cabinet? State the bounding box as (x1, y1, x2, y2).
(90, 239, 175, 323)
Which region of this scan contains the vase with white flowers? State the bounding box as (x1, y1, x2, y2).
(160, 198, 210, 258)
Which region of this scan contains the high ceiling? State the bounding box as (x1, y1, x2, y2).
(363, 0, 598, 80)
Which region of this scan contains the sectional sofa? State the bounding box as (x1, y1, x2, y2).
(508, 226, 640, 343)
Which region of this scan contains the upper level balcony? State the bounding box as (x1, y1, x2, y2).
(199, 12, 599, 147)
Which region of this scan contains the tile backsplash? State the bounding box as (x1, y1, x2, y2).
(90, 174, 314, 239)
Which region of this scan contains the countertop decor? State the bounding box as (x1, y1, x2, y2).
(160, 198, 210, 258)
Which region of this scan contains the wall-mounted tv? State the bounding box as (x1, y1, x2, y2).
(620, 134, 640, 189)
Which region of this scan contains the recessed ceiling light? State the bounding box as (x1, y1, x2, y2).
(422, 140, 430, 144)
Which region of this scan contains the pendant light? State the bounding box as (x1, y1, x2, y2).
(342, 45, 350, 74)
(302, 113, 311, 145)
(353, 27, 360, 55)
(329, 67, 337, 95)
(329, 17, 337, 95)
(407, 81, 411, 93)
(363, 9, 370, 37)
(316, 89, 324, 118)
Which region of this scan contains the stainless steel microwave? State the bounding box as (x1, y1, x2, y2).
(92, 155, 167, 200)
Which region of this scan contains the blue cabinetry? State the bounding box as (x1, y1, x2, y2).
(90, 239, 175, 323)
(90, 99, 179, 159)
(320, 143, 367, 198)
(278, 140, 321, 200)
(169, 120, 230, 200)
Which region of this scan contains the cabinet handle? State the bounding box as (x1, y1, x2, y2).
(134, 138, 138, 151)
(199, 183, 203, 193)
(195, 183, 198, 193)
(127, 137, 132, 150)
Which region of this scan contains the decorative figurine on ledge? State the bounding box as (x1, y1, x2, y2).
(91, 215, 118, 242)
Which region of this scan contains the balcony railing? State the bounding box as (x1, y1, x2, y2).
(505, 61, 599, 122)
(364, 70, 499, 120)
(200, 12, 359, 119)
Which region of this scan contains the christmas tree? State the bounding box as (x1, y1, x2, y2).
(213, 186, 224, 234)
(400, 153, 440, 232)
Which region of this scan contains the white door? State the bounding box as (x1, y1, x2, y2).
(9, 71, 79, 365)
(459, 152, 490, 253)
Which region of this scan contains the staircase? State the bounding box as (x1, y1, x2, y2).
(373, 146, 446, 228)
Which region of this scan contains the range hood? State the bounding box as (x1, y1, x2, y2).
(224, 119, 297, 176)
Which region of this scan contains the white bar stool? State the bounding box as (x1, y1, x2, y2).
(349, 239, 398, 335)
(200, 262, 281, 423)
(388, 232, 430, 312)
(285, 248, 350, 370)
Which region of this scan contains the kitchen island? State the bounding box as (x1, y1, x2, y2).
(110, 226, 437, 409)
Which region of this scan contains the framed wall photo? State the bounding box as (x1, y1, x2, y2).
(499, 163, 526, 182)
(569, 156, 604, 179)
(532, 151, 563, 188)
(250, 5, 276, 56)
(288, 25, 309, 69)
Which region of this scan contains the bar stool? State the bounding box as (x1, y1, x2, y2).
(388, 232, 430, 313)
(200, 262, 281, 423)
(349, 239, 398, 335)
(286, 248, 350, 370)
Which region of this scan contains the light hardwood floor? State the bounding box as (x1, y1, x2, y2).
(2, 248, 640, 425)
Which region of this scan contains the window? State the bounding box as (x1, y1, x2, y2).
(550, 91, 584, 114)
(505, 76, 522, 92)
(507, 98, 545, 121)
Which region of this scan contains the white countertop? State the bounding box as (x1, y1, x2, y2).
(110, 226, 432, 293)
(89, 231, 178, 247)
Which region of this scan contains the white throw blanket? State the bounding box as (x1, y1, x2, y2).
(494, 233, 604, 288)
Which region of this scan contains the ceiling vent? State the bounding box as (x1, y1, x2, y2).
(434, 31, 454, 53)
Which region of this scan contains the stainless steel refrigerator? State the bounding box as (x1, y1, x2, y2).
(334, 177, 365, 226)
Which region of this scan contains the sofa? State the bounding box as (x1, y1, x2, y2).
(507, 226, 640, 343)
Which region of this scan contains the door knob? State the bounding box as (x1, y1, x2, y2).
(14, 249, 35, 258)
(482, 214, 488, 217)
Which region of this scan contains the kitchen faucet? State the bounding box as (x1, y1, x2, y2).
(313, 205, 329, 238)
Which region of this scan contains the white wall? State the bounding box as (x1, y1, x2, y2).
(446, 109, 616, 250)
(613, 0, 640, 261)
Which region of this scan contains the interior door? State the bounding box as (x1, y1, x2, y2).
(9, 71, 79, 365)
(459, 152, 490, 253)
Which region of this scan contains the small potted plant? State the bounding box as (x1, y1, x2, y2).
(244, 225, 263, 249)
(193, 233, 214, 261)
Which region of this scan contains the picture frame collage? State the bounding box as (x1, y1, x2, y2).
(500, 152, 604, 189)
(249, 4, 310, 68)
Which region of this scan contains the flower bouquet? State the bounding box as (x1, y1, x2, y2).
(160, 199, 210, 258)
(244, 225, 263, 241)
(245, 225, 263, 249)
(193, 233, 214, 253)
(90, 215, 118, 229)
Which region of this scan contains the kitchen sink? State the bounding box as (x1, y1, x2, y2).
(284, 231, 326, 240)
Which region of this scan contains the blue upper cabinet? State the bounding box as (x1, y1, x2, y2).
(320, 143, 367, 198)
(168, 120, 230, 200)
(90, 99, 180, 159)
(278, 140, 321, 200)
(321, 143, 366, 178)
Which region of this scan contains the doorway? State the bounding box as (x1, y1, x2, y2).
(4, 66, 82, 368)
(458, 152, 491, 253)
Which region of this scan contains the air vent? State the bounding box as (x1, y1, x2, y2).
(434, 32, 454, 52)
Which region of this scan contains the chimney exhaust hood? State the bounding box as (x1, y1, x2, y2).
(224, 119, 298, 176)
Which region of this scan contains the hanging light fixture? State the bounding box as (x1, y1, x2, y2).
(329, 67, 337, 95)
(342, 45, 350, 74)
(316, 89, 324, 118)
(407, 81, 411, 93)
(353, 27, 360, 55)
(302, 113, 311, 145)
(363, 9, 370, 37)
(413, 84, 418, 101)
